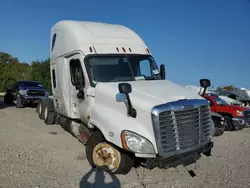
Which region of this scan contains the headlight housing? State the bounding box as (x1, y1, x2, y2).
(121, 131, 155, 154)
(236, 110, 243, 117)
(19, 90, 26, 95)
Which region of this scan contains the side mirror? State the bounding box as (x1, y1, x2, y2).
(118, 83, 136, 118)
(77, 90, 85, 100)
(160, 64, 165, 80)
(200, 79, 211, 88)
(118, 83, 132, 94)
(200, 79, 211, 96)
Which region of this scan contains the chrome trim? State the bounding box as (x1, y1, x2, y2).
(151, 99, 213, 158)
(135, 153, 156, 158)
(243, 110, 250, 124)
(232, 118, 245, 126)
(152, 99, 210, 116)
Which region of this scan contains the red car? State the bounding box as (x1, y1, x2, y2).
(203, 95, 249, 131)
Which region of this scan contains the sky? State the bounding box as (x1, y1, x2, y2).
(0, 0, 249, 89)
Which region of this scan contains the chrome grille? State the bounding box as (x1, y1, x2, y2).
(243, 110, 250, 124)
(27, 90, 45, 96)
(152, 99, 212, 157)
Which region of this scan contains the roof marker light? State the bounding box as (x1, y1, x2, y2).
(146, 48, 150, 54)
(89, 47, 93, 53)
(122, 47, 126, 52)
(116, 47, 119, 52)
(129, 48, 132, 52)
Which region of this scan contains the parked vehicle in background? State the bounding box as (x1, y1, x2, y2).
(199, 82, 225, 135)
(203, 95, 248, 131)
(218, 95, 242, 106)
(218, 89, 250, 107)
(12, 80, 49, 108)
(37, 20, 215, 175)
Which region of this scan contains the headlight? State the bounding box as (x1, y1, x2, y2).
(121, 131, 155, 154)
(236, 110, 243, 117)
(45, 91, 49, 96)
(220, 117, 225, 124)
(19, 90, 26, 95)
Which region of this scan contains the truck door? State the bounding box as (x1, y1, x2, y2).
(68, 54, 89, 121)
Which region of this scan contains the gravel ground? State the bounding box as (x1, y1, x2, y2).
(1, 101, 250, 188)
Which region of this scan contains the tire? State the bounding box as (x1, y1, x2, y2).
(86, 131, 134, 175)
(16, 95, 24, 108)
(223, 116, 233, 131)
(43, 104, 55, 125)
(213, 127, 224, 136)
(38, 101, 44, 120)
(36, 100, 42, 113)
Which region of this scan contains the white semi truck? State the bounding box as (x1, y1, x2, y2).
(37, 20, 215, 174)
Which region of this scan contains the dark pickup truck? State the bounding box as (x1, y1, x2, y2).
(4, 80, 49, 108)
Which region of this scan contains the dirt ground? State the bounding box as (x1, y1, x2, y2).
(1, 101, 250, 188)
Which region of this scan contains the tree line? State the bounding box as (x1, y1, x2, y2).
(0, 52, 51, 93)
(0, 52, 237, 94)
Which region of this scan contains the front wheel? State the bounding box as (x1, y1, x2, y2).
(86, 131, 134, 175)
(16, 95, 24, 108)
(223, 116, 233, 131)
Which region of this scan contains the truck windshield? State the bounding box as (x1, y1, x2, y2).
(85, 55, 161, 84)
(213, 97, 229, 106)
(20, 81, 43, 87)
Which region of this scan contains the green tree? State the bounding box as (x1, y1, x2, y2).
(0, 52, 52, 93)
(0, 52, 29, 91)
(30, 58, 51, 93)
(216, 85, 237, 91)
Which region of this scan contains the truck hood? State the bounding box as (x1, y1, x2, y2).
(95, 80, 204, 112)
(19, 86, 47, 92)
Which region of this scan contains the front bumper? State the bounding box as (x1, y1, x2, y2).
(232, 118, 245, 130)
(21, 95, 48, 103)
(140, 141, 214, 169)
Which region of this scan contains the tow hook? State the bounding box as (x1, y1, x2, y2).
(202, 142, 214, 157)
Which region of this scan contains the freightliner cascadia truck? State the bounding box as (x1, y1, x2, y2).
(37, 20, 215, 174)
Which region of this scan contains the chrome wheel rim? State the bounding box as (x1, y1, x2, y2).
(92, 142, 121, 172)
(44, 106, 48, 119)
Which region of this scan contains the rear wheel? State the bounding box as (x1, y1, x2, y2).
(43, 104, 55, 125)
(38, 101, 44, 120)
(86, 131, 134, 175)
(223, 116, 233, 131)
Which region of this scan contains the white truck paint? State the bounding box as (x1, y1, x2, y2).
(38, 20, 214, 175)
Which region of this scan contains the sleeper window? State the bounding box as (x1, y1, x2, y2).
(51, 34, 57, 51)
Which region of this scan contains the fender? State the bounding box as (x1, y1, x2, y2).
(89, 103, 157, 152)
